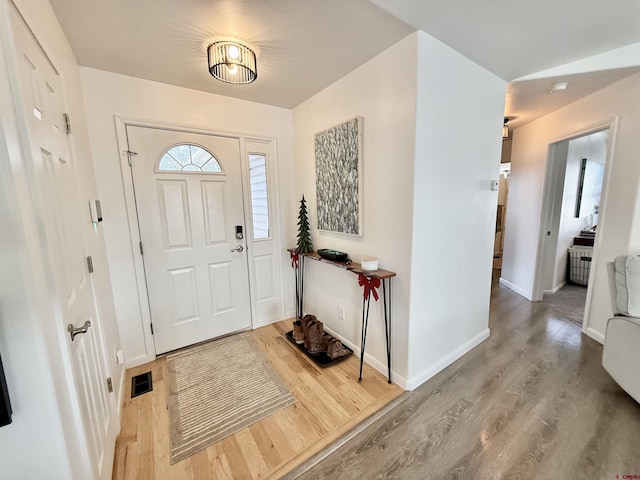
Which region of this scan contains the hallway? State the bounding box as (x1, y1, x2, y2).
(543, 284, 587, 325)
(292, 277, 640, 479)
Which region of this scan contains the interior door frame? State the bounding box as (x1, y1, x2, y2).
(531, 117, 619, 338)
(114, 116, 285, 358)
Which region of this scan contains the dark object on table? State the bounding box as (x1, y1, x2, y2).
(574, 229, 595, 247)
(574, 235, 595, 247)
(317, 249, 349, 263)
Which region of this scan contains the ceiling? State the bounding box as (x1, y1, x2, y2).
(49, 0, 640, 126)
(370, 0, 640, 82)
(48, 0, 414, 109)
(505, 66, 640, 130)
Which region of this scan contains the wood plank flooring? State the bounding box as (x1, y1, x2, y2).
(112, 320, 402, 479)
(292, 272, 640, 479)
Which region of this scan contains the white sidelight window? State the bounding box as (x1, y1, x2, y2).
(248, 154, 269, 239)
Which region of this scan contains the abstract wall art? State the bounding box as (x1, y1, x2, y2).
(315, 117, 363, 235)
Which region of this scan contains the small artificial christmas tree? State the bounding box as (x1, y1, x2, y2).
(296, 195, 313, 253)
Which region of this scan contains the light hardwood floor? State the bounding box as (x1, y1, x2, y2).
(112, 320, 403, 479)
(293, 272, 640, 479)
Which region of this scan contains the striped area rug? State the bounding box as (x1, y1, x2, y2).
(166, 332, 296, 463)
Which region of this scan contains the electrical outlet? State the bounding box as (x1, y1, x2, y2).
(338, 306, 345, 320)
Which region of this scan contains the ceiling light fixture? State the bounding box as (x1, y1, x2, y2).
(549, 82, 568, 93)
(207, 41, 257, 85)
(503, 117, 509, 139)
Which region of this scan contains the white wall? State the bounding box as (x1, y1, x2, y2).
(292, 34, 418, 385)
(407, 31, 506, 387)
(80, 68, 295, 367)
(502, 71, 640, 342)
(292, 31, 506, 389)
(0, 0, 120, 476)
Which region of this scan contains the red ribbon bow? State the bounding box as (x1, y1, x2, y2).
(358, 273, 380, 301)
(290, 252, 299, 269)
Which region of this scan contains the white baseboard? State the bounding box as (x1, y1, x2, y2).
(404, 328, 491, 391)
(124, 353, 155, 369)
(584, 326, 605, 344)
(544, 282, 566, 295)
(322, 325, 406, 389)
(499, 277, 533, 300)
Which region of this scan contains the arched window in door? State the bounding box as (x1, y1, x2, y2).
(157, 144, 223, 173)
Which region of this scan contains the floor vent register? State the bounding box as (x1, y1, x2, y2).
(131, 371, 153, 398)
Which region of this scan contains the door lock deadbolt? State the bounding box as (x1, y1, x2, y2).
(235, 225, 244, 240)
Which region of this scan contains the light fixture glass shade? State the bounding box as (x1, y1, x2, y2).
(549, 82, 568, 93)
(502, 124, 509, 139)
(208, 41, 257, 84)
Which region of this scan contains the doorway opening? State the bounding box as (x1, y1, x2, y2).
(126, 126, 253, 354)
(493, 162, 510, 274)
(116, 119, 285, 359)
(535, 129, 609, 325)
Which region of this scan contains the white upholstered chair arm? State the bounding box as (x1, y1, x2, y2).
(603, 315, 640, 403)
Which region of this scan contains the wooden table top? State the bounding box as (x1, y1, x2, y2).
(287, 249, 396, 279)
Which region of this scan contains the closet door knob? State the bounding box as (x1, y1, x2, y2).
(67, 320, 91, 341)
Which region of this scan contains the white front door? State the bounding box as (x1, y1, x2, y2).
(127, 126, 252, 354)
(8, 5, 117, 479)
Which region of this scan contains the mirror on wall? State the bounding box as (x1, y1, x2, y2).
(575, 157, 604, 218)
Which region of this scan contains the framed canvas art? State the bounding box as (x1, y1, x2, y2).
(315, 116, 363, 235)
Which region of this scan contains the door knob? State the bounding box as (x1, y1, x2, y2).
(67, 320, 91, 342)
(230, 245, 244, 253)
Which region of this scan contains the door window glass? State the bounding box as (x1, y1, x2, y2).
(249, 154, 269, 239)
(158, 144, 223, 173)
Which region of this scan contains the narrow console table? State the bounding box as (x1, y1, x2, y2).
(288, 249, 396, 383)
